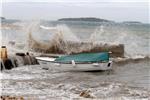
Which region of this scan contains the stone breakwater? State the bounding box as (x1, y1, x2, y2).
(28, 32, 124, 57)
(32, 41, 124, 57)
(1, 52, 38, 70)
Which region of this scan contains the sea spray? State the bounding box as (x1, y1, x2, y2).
(90, 24, 150, 57)
(90, 25, 105, 42)
(2, 20, 149, 58)
(26, 23, 80, 54)
(26, 23, 124, 57)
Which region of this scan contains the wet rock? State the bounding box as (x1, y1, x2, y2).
(1, 59, 14, 70)
(4, 59, 13, 70)
(15, 52, 38, 66)
(42, 67, 49, 70)
(79, 90, 94, 98)
(1, 52, 39, 70)
(0, 95, 24, 100)
(16, 53, 25, 56)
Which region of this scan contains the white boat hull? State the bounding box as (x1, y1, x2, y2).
(36, 57, 113, 71)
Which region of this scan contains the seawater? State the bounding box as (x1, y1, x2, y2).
(1, 20, 150, 57)
(1, 19, 150, 99)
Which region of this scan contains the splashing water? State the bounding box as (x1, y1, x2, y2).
(90, 25, 105, 42)
(26, 22, 124, 55)
(1, 20, 149, 58)
(89, 25, 149, 57)
(25, 22, 83, 54)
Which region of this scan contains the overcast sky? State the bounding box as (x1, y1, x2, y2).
(0, 0, 149, 23)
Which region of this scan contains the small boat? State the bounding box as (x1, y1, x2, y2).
(36, 52, 113, 71)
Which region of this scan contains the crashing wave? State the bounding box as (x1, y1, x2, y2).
(27, 25, 124, 57)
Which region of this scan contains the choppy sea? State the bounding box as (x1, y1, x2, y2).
(0, 19, 150, 99)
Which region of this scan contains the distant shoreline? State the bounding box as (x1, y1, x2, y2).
(1, 17, 147, 24)
(58, 17, 113, 22)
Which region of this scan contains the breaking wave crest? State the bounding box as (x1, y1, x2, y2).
(2, 20, 149, 59)
(25, 22, 124, 57)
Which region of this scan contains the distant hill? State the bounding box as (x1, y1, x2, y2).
(0, 17, 6, 20)
(58, 17, 113, 22)
(122, 21, 142, 24)
(1, 18, 20, 24)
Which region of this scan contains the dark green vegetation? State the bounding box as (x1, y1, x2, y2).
(58, 17, 113, 22)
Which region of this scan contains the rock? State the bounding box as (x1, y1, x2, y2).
(0, 95, 24, 100)
(4, 59, 14, 69)
(1, 52, 38, 70)
(79, 90, 94, 98)
(42, 67, 49, 70)
(15, 52, 38, 66)
(16, 53, 25, 56)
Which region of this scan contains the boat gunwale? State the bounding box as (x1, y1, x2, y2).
(36, 57, 110, 64)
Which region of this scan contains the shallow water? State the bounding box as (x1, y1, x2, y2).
(1, 59, 149, 99)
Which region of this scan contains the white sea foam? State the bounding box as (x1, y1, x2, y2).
(1, 60, 150, 99)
